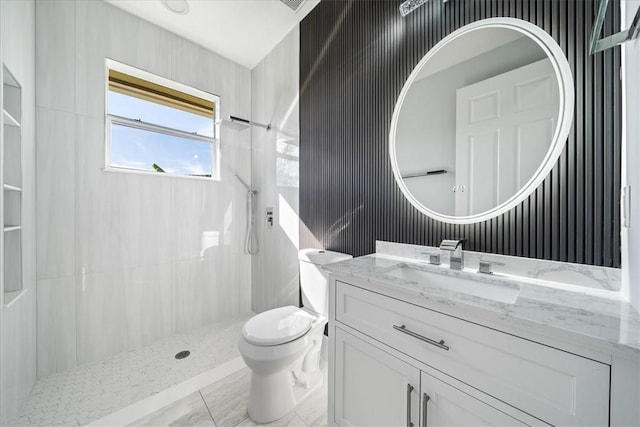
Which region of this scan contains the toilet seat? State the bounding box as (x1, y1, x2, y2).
(242, 306, 313, 346)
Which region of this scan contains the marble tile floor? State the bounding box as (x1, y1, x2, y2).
(129, 363, 328, 427)
(18, 314, 253, 426)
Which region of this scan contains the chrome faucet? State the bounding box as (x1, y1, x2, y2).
(439, 239, 466, 270)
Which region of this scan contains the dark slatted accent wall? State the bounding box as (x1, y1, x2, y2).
(300, 0, 621, 268)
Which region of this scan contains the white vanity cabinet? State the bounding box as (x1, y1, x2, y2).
(334, 326, 532, 427)
(329, 279, 612, 427)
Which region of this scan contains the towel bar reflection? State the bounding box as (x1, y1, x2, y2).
(401, 169, 447, 179)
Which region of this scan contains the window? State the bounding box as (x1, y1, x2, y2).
(105, 60, 219, 179)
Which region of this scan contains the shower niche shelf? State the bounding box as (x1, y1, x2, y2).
(3, 109, 20, 128)
(2, 64, 23, 305)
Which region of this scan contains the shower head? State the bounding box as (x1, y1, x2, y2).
(220, 115, 271, 131)
(399, 0, 448, 17)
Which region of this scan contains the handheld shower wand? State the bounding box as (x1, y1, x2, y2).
(235, 173, 259, 255)
(245, 189, 259, 255)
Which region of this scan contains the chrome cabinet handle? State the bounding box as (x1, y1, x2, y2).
(407, 384, 414, 427)
(422, 393, 430, 427)
(393, 324, 450, 351)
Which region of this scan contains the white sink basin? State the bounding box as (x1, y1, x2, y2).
(385, 265, 520, 304)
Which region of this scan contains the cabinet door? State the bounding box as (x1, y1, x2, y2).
(420, 371, 530, 427)
(334, 327, 420, 427)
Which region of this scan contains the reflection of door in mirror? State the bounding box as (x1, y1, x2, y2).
(455, 58, 558, 216)
(390, 18, 574, 223)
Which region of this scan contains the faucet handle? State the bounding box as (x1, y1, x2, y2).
(420, 251, 441, 265)
(478, 260, 506, 275)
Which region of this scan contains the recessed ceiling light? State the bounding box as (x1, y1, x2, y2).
(161, 0, 189, 15)
(280, 0, 305, 12)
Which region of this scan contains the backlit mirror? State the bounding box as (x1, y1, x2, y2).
(389, 18, 574, 224)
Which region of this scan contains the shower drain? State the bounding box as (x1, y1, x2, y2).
(175, 350, 191, 360)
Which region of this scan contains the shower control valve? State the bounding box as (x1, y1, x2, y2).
(266, 208, 274, 227)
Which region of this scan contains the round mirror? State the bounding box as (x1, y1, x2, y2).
(389, 18, 574, 224)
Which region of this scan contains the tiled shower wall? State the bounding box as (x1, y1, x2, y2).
(250, 26, 301, 313)
(35, 0, 252, 378)
(1, 0, 37, 424)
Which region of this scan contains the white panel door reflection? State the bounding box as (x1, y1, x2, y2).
(455, 58, 558, 216)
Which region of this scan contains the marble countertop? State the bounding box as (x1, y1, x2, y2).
(323, 253, 640, 357)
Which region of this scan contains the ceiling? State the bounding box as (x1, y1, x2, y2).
(104, 0, 320, 69)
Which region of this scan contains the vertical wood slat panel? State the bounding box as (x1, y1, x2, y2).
(299, 0, 622, 268)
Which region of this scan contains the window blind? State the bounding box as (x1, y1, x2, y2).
(108, 69, 214, 118)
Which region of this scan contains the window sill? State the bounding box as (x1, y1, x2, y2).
(102, 166, 219, 182)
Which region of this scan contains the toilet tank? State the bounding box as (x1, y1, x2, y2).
(299, 249, 352, 317)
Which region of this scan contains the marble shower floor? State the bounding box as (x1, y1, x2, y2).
(18, 314, 253, 426)
(128, 362, 328, 427)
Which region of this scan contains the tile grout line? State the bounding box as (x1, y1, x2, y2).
(293, 406, 309, 427)
(199, 390, 218, 427)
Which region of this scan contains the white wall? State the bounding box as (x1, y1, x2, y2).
(251, 26, 300, 313)
(35, 0, 252, 378)
(0, 0, 37, 424)
(623, 1, 640, 312)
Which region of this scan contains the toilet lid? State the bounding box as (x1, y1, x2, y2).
(242, 306, 313, 346)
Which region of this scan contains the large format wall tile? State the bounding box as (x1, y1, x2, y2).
(36, 108, 75, 280)
(173, 258, 223, 334)
(76, 268, 130, 363)
(76, 262, 173, 364)
(122, 263, 174, 351)
(1, 291, 37, 425)
(36, 277, 77, 377)
(82, 173, 174, 272)
(172, 254, 251, 335)
(172, 179, 233, 262)
(73, 0, 107, 119)
(251, 26, 301, 313)
(35, 0, 74, 112)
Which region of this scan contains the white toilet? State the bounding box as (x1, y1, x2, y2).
(238, 249, 352, 423)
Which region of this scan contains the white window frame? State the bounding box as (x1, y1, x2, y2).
(104, 58, 221, 181)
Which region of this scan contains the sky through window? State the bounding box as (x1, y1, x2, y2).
(108, 90, 215, 177)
